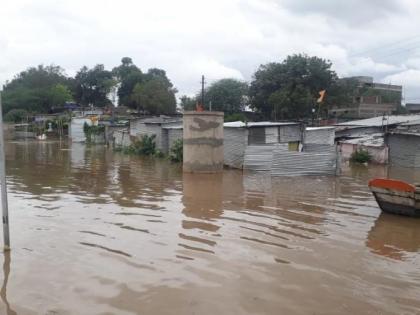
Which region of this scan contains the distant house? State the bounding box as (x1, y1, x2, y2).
(405, 103, 420, 114)
(329, 76, 402, 119)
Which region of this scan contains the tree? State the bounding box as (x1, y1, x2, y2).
(131, 79, 176, 115)
(48, 84, 73, 108)
(205, 78, 248, 114)
(112, 57, 143, 107)
(250, 54, 339, 120)
(74, 64, 115, 107)
(2, 64, 73, 114)
(180, 95, 196, 111)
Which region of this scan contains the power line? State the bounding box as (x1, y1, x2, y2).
(349, 35, 420, 57)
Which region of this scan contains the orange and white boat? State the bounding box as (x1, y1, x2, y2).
(368, 178, 420, 217)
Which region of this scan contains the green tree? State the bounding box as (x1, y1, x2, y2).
(112, 57, 144, 107)
(179, 95, 196, 111)
(205, 78, 248, 114)
(131, 79, 176, 115)
(74, 64, 115, 107)
(48, 84, 73, 108)
(2, 64, 73, 113)
(250, 54, 339, 120)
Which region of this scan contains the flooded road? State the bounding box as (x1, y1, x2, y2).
(1, 141, 420, 315)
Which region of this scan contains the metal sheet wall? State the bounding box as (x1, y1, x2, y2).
(279, 125, 302, 142)
(272, 145, 337, 176)
(224, 128, 248, 169)
(388, 133, 420, 168)
(243, 143, 337, 176)
(304, 129, 335, 145)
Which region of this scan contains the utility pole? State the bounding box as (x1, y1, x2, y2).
(201, 75, 205, 109)
(0, 91, 10, 251)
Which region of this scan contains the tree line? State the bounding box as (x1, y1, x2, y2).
(1, 54, 357, 121)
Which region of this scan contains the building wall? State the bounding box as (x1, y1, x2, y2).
(224, 127, 248, 169)
(167, 129, 183, 153)
(339, 143, 388, 164)
(387, 133, 420, 168)
(183, 111, 224, 173)
(113, 130, 132, 148)
(130, 121, 165, 151)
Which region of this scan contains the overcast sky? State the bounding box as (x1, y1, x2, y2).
(1, 0, 420, 103)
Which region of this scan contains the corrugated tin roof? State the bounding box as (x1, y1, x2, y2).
(339, 133, 385, 147)
(224, 121, 298, 128)
(336, 115, 420, 127)
(306, 126, 335, 131)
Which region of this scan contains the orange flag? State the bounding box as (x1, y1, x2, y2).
(317, 90, 326, 103)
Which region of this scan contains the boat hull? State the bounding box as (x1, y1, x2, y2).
(371, 192, 420, 217)
(369, 178, 420, 217)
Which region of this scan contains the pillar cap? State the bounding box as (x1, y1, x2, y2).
(183, 111, 224, 117)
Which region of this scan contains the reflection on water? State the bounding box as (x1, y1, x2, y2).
(1, 141, 420, 315)
(367, 213, 420, 260)
(1, 252, 17, 315)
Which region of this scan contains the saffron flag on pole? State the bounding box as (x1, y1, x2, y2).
(317, 90, 326, 103)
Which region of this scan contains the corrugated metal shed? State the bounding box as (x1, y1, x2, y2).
(243, 143, 337, 176)
(224, 127, 248, 168)
(243, 145, 277, 171)
(387, 132, 420, 168)
(167, 128, 183, 153)
(271, 145, 337, 176)
(304, 127, 335, 145)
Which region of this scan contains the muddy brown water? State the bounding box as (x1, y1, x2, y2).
(0, 141, 419, 315)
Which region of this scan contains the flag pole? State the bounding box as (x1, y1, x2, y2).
(0, 91, 10, 251)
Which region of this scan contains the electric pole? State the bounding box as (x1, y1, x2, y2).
(201, 75, 205, 108)
(0, 91, 10, 251)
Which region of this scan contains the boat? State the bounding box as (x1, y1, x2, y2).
(368, 178, 420, 217)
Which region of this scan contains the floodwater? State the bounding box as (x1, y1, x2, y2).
(1, 141, 419, 315)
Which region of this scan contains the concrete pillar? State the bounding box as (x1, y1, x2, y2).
(183, 111, 224, 173)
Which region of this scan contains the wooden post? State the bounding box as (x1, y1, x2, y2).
(0, 92, 10, 251)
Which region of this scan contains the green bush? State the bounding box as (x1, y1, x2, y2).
(4, 109, 29, 123)
(224, 112, 246, 122)
(123, 134, 156, 156)
(169, 139, 183, 162)
(83, 122, 105, 143)
(350, 149, 372, 163)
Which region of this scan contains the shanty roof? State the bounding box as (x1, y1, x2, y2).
(305, 126, 335, 131)
(223, 121, 299, 128)
(132, 117, 182, 124)
(340, 133, 385, 147)
(336, 115, 420, 127)
(399, 119, 420, 126)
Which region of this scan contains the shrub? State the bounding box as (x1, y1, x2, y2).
(169, 139, 183, 162)
(4, 109, 29, 123)
(350, 149, 372, 163)
(83, 122, 105, 143)
(224, 112, 246, 122)
(123, 134, 156, 156)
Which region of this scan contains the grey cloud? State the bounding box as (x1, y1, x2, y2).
(281, 0, 404, 25)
